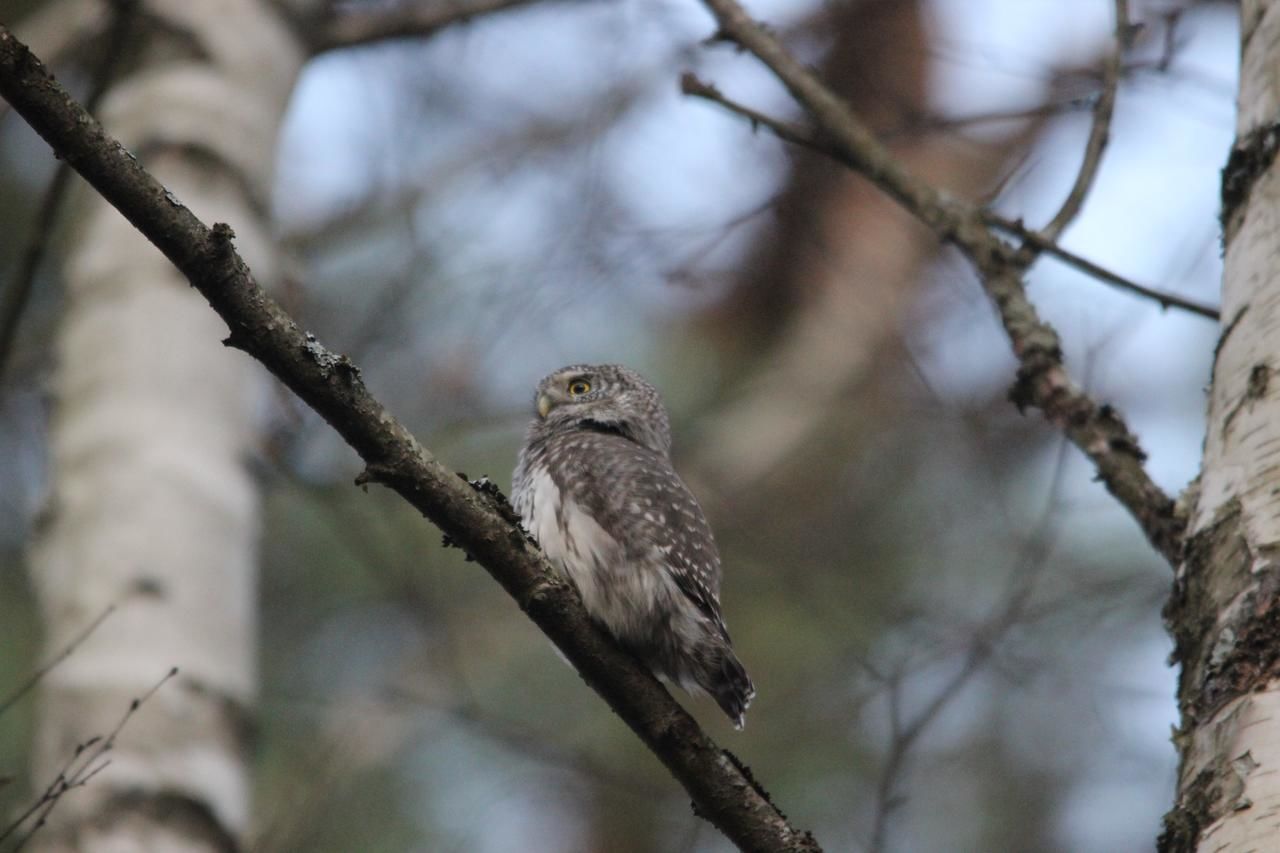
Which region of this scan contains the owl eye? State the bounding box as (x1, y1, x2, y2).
(568, 380, 591, 396)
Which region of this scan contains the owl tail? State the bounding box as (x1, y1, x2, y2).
(708, 646, 756, 731)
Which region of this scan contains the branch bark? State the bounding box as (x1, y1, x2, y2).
(0, 25, 819, 853)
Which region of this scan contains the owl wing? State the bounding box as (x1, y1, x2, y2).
(555, 428, 730, 632)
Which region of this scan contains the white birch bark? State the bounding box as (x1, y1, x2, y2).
(27, 2, 305, 849)
(1164, 1, 1280, 849)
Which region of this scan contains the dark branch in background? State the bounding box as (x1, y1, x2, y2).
(0, 0, 138, 383)
(885, 98, 1096, 140)
(0, 27, 818, 853)
(866, 436, 1071, 852)
(306, 0, 557, 54)
(690, 0, 1186, 566)
(0, 605, 116, 719)
(0, 668, 177, 852)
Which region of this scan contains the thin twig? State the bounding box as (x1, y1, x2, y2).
(0, 667, 178, 850)
(986, 212, 1219, 320)
(0, 0, 138, 383)
(691, 0, 1186, 566)
(0, 605, 116, 718)
(884, 98, 1096, 140)
(1040, 0, 1129, 242)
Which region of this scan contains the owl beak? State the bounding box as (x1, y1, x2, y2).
(536, 392, 553, 419)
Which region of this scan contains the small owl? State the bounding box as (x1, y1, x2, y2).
(512, 364, 755, 728)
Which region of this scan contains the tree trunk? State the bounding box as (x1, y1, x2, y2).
(27, 2, 304, 849)
(1161, 1, 1280, 848)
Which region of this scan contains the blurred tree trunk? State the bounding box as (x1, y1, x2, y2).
(692, 0, 1033, 495)
(1161, 1, 1280, 849)
(26, 2, 306, 849)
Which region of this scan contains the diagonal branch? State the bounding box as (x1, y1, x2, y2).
(692, 0, 1186, 566)
(306, 0, 560, 55)
(0, 25, 819, 853)
(985, 212, 1219, 320)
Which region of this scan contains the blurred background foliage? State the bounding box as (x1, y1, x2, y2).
(0, 0, 1234, 849)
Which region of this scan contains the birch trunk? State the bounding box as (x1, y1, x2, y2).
(1160, 1, 1280, 848)
(27, 2, 304, 849)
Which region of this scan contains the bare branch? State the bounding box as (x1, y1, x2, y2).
(0, 26, 819, 853)
(985, 212, 1220, 320)
(307, 0, 559, 55)
(884, 98, 1096, 140)
(1, 668, 177, 850)
(680, 72, 823, 153)
(691, 0, 1186, 566)
(0, 605, 116, 718)
(1040, 0, 1128, 241)
(867, 437, 1071, 852)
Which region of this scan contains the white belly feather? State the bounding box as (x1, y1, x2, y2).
(517, 465, 700, 652)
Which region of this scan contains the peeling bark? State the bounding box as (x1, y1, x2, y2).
(1162, 2, 1280, 849)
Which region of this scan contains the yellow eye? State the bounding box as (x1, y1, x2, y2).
(568, 380, 591, 396)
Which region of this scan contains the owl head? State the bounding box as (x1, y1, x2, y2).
(531, 364, 672, 455)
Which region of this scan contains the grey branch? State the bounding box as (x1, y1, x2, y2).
(0, 25, 819, 853)
(985, 212, 1219, 320)
(1039, 0, 1128, 242)
(307, 0, 560, 54)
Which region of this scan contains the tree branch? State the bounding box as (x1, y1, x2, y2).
(0, 25, 818, 853)
(306, 0, 558, 55)
(692, 0, 1186, 566)
(1, 667, 178, 850)
(1039, 0, 1128, 242)
(985, 212, 1219, 320)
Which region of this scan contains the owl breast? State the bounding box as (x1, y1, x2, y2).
(513, 463, 704, 655)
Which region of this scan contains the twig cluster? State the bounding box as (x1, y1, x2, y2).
(0, 668, 177, 852)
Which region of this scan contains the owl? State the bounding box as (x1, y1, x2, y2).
(512, 364, 755, 728)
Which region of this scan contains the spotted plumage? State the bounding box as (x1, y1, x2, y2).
(511, 364, 755, 728)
